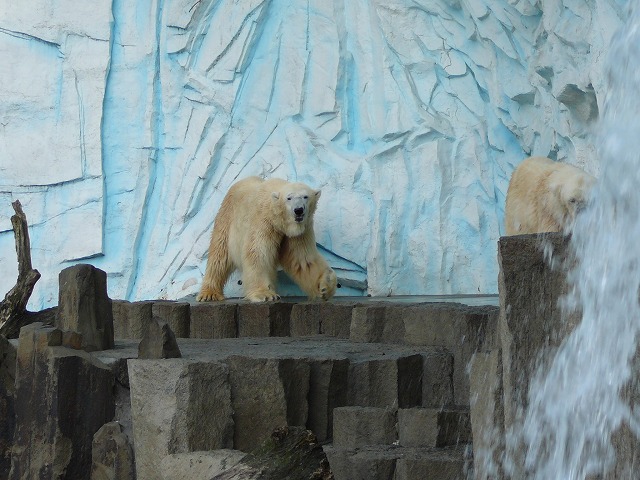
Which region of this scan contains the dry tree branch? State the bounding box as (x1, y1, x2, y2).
(0, 201, 54, 338)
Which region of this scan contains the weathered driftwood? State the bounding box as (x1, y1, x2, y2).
(0, 201, 54, 338)
(213, 426, 334, 480)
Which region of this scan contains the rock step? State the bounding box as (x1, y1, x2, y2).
(101, 337, 457, 418)
(324, 443, 472, 480)
(398, 407, 472, 448)
(8, 266, 495, 479)
(333, 406, 471, 449)
(113, 298, 498, 343)
(113, 299, 497, 407)
(329, 405, 472, 479)
(91, 336, 463, 479)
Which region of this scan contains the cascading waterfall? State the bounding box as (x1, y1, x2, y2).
(513, 4, 640, 478)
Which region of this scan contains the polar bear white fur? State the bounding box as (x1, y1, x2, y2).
(196, 176, 337, 303)
(504, 156, 596, 235)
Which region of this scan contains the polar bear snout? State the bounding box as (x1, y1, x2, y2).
(572, 198, 587, 215)
(565, 181, 594, 219)
(281, 191, 311, 223)
(294, 206, 305, 222)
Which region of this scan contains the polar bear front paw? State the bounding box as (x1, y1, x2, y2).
(316, 268, 337, 301)
(196, 287, 225, 302)
(246, 289, 281, 303)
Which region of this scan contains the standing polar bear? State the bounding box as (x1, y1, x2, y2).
(504, 156, 596, 235)
(197, 176, 337, 303)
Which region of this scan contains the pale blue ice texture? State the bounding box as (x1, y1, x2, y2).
(0, 0, 623, 308)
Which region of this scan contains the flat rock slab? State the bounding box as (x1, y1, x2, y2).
(93, 336, 440, 364)
(178, 295, 499, 307)
(324, 444, 470, 480)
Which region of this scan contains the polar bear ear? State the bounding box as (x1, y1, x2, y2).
(314, 189, 321, 199)
(272, 191, 280, 200)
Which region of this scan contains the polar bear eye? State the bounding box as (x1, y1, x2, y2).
(303, 195, 308, 199)
(286, 196, 292, 201)
(569, 198, 577, 204)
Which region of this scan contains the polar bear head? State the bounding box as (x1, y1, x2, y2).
(549, 165, 596, 229)
(271, 182, 321, 237)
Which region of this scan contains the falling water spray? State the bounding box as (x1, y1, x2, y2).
(512, 4, 640, 479)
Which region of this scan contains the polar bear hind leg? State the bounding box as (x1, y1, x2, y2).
(197, 197, 235, 302)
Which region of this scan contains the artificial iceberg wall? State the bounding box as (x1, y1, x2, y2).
(0, 0, 623, 308)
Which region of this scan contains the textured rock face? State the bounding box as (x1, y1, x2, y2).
(90, 422, 135, 480)
(468, 232, 640, 479)
(0, 337, 16, 479)
(497, 233, 579, 435)
(0, 1, 623, 308)
(227, 356, 310, 452)
(56, 264, 115, 352)
(10, 323, 115, 480)
(112, 300, 154, 339)
(137, 319, 182, 359)
(128, 359, 234, 480)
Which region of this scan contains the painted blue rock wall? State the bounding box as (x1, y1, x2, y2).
(0, 0, 623, 307)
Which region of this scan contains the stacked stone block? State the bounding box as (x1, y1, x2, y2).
(111, 300, 153, 340)
(226, 356, 309, 451)
(189, 303, 237, 338)
(151, 301, 190, 338)
(350, 302, 498, 406)
(4, 261, 506, 479)
(56, 264, 114, 351)
(307, 358, 349, 442)
(398, 407, 471, 448)
(128, 359, 233, 480)
(10, 323, 115, 480)
(326, 406, 472, 480)
(237, 302, 294, 337)
(347, 353, 423, 408)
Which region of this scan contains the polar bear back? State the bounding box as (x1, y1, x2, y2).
(504, 156, 596, 235)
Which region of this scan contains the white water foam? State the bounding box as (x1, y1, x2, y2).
(514, 4, 640, 479)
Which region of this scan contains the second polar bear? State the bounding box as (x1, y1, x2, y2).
(196, 176, 337, 303)
(504, 156, 596, 235)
